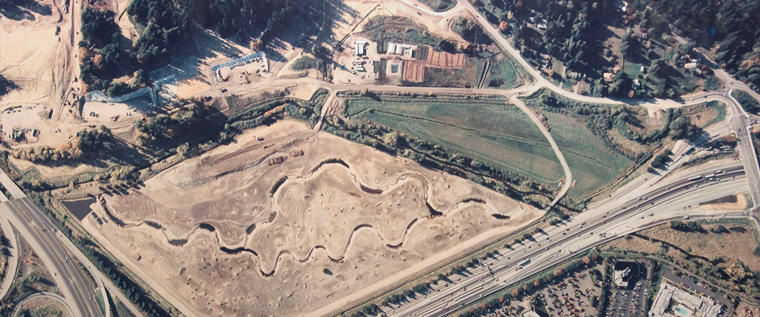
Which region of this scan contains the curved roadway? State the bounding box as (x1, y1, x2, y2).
(301, 1, 760, 316)
(2, 0, 758, 316)
(0, 192, 19, 302)
(11, 292, 75, 317)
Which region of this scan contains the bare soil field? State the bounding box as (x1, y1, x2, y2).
(699, 193, 748, 210)
(82, 119, 541, 316)
(733, 303, 760, 317)
(150, 57, 212, 99)
(424, 49, 465, 68)
(401, 61, 424, 83)
(0, 5, 63, 104)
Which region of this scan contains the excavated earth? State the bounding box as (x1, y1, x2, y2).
(83, 119, 543, 316)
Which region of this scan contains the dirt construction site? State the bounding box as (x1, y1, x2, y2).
(79, 119, 544, 316)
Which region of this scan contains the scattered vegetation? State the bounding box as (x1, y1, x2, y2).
(417, 0, 456, 12)
(486, 56, 524, 90)
(19, 306, 65, 317)
(290, 56, 320, 71)
(11, 126, 113, 163)
(362, 16, 465, 54)
(451, 16, 490, 44)
(136, 101, 220, 146)
(649, 149, 671, 169)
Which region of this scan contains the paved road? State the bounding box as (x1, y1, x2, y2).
(0, 192, 19, 302)
(387, 164, 748, 317)
(0, 174, 103, 317)
(10, 292, 75, 317)
(5, 1, 756, 316)
(55, 224, 145, 317)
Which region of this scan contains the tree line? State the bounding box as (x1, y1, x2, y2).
(322, 107, 560, 211)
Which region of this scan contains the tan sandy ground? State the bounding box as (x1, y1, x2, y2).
(733, 303, 760, 317)
(0, 0, 149, 150)
(288, 84, 319, 101)
(699, 193, 748, 210)
(0, 0, 64, 106)
(82, 119, 542, 316)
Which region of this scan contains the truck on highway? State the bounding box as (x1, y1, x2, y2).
(519, 259, 531, 267)
(689, 175, 703, 181)
(704, 173, 715, 178)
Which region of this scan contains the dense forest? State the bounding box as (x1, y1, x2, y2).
(189, 0, 296, 39)
(479, 0, 760, 97)
(498, 0, 619, 74)
(127, 0, 297, 58)
(629, 0, 760, 93)
(79, 8, 148, 94)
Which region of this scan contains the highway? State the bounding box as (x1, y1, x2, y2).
(0, 192, 19, 302)
(0, 173, 103, 317)
(723, 89, 760, 227)
(387, 164, 749, 317)
(1, 1, 758, 316)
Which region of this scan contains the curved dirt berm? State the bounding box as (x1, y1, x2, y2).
(87, 119, 543, 317)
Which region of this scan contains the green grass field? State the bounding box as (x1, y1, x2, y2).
(485, 56, 523, 90)
(347, 98, 564, 184)
(541, 111, 634, 196)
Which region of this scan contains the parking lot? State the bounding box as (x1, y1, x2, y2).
(607, 261, 651, 317)
(496, 268, 604, 317)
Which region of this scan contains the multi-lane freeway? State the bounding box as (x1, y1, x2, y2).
(387, 164, 749, 317)
(1, 1, 760, 316)
(0, 174, 103, 317)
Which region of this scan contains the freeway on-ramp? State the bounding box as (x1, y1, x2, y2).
(0, 173, 103, 317)
(387, 165, 749, 316)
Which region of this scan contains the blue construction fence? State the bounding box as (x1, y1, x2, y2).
(86, 75, 177, 106)
(211, 51, 268, 84)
